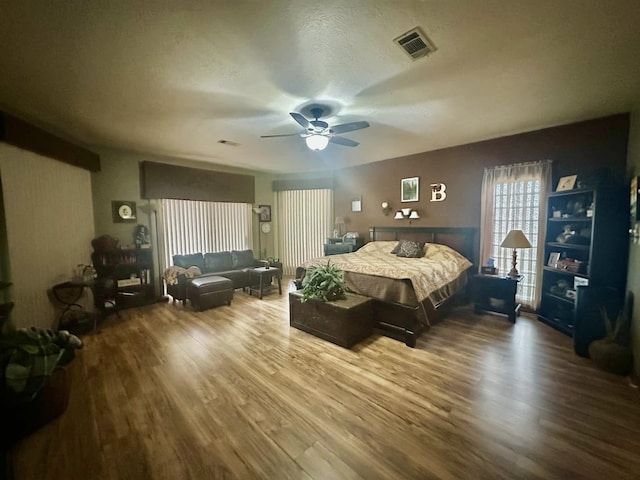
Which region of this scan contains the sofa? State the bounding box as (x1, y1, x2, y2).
(166, 250, 264, 303)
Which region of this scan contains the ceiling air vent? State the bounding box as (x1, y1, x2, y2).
(393, 27, 437, 61)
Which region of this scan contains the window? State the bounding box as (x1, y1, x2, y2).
(480, 160, 552, 308)
(275, 189, 333, 276)
(161, 199, 251, 270)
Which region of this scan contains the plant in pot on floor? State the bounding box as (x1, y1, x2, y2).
(300, 262, 347, 303)
(589, 292, 634, 375)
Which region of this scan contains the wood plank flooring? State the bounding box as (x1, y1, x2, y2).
(10, 281, 640, 479)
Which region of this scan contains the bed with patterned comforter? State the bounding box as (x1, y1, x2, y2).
(299, 239, 473, 346)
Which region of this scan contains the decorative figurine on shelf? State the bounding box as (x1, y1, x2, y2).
(134, 225, 150, 247)
(556, 225, 575, 243)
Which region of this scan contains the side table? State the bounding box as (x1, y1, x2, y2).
(471, 274, 524, 323)
(249, 266, 282, 299)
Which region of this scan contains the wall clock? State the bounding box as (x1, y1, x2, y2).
(112, 201, 137, 223)
(260, 222, 271, 234)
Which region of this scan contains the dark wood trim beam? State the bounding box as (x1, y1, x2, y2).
(140, 161, 255, 203)
(0, 112, 100, 172)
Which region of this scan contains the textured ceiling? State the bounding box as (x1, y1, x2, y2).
(0, 1, 639, 173)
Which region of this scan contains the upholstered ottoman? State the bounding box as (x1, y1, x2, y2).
(187, 276, 234, 311)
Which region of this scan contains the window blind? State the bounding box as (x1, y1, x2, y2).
(275, 189, 332, 276)
(161, 199, 252, 270)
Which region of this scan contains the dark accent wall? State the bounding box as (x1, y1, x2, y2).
(334, 114, 629, 238)
(0, 112, 100, 171)
(140, 160, 255, 203)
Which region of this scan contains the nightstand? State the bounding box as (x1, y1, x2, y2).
(471, 274, 523, 323)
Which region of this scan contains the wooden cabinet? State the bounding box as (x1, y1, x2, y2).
(537, 187, 628, 340)
(289, 291, 374, 348)
(91, 247, 155, 311)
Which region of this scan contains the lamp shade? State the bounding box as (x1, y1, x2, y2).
(401, 208, 412, 216)
(334, 216, 345, 226)
(408, 210, 420, 219)
(394, 211, 404, 219)
(305, 135, 329, 151)
(500, 230, 532, 249)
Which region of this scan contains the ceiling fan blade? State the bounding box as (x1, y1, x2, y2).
(330, 121, 370, 135)
(330, 136, 359, 147)
(260, 133, 300, 138)
(290, 112, 311, 129)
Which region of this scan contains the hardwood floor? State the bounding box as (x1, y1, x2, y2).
(10, 281, 640, 479)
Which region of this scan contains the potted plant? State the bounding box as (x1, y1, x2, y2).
(588, 292, 633, 375)
(300, 262, 347, 303)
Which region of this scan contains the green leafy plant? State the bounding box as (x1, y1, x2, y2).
(300, 262, 346, 303)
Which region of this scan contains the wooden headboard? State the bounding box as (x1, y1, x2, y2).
(369, 226, 478, 267)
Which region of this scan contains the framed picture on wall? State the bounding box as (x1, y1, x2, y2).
(351, 196, 362, 212)
(401, 177, 419, 202)
(258, 204, 271, 222)
(112, 201, 137, 223)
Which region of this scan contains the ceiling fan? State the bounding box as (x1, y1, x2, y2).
(261, 107, 370, 151)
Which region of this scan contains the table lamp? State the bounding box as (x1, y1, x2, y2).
(334, 216, 345, 237)
(500, 229, 532, 277)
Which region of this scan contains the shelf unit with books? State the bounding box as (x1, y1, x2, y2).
(91, 247, 155, 311)
(537, 186, 628, 342)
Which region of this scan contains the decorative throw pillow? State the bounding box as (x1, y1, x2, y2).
(390, 241, 402, 254)
(395, 240, 424, 258)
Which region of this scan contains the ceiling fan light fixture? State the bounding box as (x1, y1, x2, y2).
(305, 134, 329, 151)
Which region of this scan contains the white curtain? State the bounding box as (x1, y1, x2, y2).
(275, 189, 333, 276)
(161, 199, 252, 272)
(480, 160, 552, 308)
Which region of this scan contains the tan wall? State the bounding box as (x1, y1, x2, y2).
(332, 114, 629, 238)
(626, 110, 640, 376)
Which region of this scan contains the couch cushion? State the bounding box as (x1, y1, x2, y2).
(231, 249, 255, 269)
(173, 253, 205, 271)
(204, 252, 233, 273)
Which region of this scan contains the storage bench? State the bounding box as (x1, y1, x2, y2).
(289, 291, 374, 348)
(187, 276, 234, 311)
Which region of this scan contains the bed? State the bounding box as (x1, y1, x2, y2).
(298, 226, 477, 347)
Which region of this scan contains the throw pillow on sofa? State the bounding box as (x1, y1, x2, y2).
(231, 250, 255, 269)
(204, 252, 233, 272)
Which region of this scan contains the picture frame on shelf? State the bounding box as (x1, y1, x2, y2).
(401, 177, 419, 202)
(556, 175, 577, 192)
(548, 252, 561, 268)
(258, 205, 271, 222)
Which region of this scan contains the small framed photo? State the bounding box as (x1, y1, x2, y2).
(548, 252, 561, 268)
(351, 196, 362, 212)
(258, 204, 271, 222)
(556, 175, 577, 192)
(401, 177, 419, 202)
